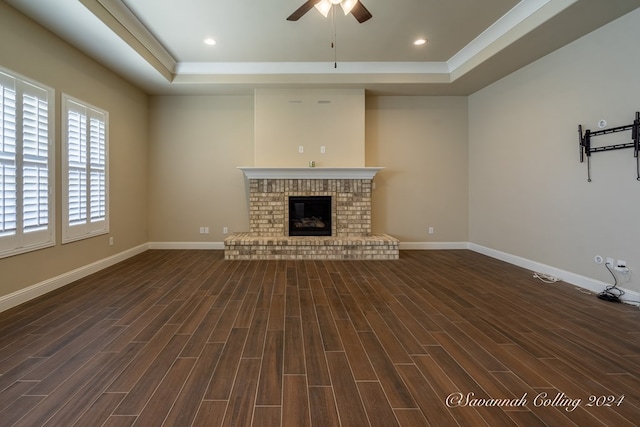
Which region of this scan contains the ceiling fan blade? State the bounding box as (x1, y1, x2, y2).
(350, 1, 372, 23)
(287, 0, 322, 21)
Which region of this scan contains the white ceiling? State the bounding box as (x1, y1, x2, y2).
(6, 0, 640, 95)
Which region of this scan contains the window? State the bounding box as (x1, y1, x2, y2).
(0, 68, 55, 259)
(62, 95, 109, 243)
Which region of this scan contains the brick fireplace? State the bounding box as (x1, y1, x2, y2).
(224, 167, 399, 260)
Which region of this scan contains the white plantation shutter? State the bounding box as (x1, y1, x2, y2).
(0, 68, 54, 258)
(22, 88, 49, 233)
(0, 74, 17, 238)
(63, 95, 109, 243)
(67, 109, 87, 225)
(89, 117, 106, 221)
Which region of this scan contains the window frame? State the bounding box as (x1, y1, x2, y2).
(0, 66, 55, 259)
(61, 94, 109, 244)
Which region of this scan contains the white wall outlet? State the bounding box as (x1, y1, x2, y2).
(320, 146, 326, 154)
(223, 227, 229, 234)
(109, 236, 114, 246)
(199, 226, 205, 234)
(615, 260, 627, 272)
(204, 226, 209, 234)
(298, 145, 304, 153)
(606, 257, 614, 266)
(428, 226, 434, 235)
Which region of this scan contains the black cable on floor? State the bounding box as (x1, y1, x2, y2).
(597, 263, 624, 303)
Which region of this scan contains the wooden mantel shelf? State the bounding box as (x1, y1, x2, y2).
(238, 167, 384, 180)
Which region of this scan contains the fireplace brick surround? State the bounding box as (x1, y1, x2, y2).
(249, 178, 371, 237)
(224, 171, 399, 260)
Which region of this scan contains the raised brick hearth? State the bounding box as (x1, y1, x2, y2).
(225, 233, 399, 260)
(224, 169, 399, 260)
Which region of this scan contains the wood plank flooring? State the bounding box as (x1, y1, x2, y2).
(1, 249, 639, 426)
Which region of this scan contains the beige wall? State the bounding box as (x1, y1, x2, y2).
(469, 9, 640, 292)
(148, 96, 254, 242)
(0, 3, 149, 299)
(366, 96, 469, 243)
(254, 89, 365, 167)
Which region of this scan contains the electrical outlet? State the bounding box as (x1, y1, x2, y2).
(204, 226, 209, 234)
(428, 226, 434, 235)
(615, 260, 627, 272)
(109, 236, 114, 246)
(606, 257, 614, 266)
(199, 226, 205, 234)
(223, 227, 228, 234)
(298, 145, 304, 153)
(320, 146, 326, 154)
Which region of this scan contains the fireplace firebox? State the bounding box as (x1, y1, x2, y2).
(288, 196, 331, 236)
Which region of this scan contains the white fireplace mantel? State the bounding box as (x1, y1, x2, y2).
(238, 167, 384, 180)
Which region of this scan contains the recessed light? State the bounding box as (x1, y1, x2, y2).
(204, 38, 216, 46)
(414, 38, 427, 46)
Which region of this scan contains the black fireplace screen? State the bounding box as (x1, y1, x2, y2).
(288, 196, 331, 236)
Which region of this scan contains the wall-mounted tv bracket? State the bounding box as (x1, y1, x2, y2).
(578, 111, 640, 182)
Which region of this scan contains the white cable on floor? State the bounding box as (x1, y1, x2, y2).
(532, 271, 561, 284)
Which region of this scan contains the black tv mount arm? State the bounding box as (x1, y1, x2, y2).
(578, 111, 640, 182)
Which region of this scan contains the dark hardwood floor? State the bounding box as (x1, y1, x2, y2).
(0, 250, 639, 426)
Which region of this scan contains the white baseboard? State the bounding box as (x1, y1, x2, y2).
(399, 242, 469, 250)
(0, 243, 149, 314)
(148, 241, 225, 250)
(468, 243, 640, 307)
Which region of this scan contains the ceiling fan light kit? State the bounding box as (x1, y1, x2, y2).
(318, 0, 360, 17)
(314, 0, 357, 18)
(314, 0, 332, 17)
(340, 0, 359, 15)
(288, 0, 371, 23)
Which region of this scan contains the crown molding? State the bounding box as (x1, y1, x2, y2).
(448, 0, 578, 80)
(175, 61, 450, 75)
(81, 0, 177, 80)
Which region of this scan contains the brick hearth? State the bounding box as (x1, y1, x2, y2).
(224, 233, 399, 260)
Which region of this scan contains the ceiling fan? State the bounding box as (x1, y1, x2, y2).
(287, 0, 372, 23)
